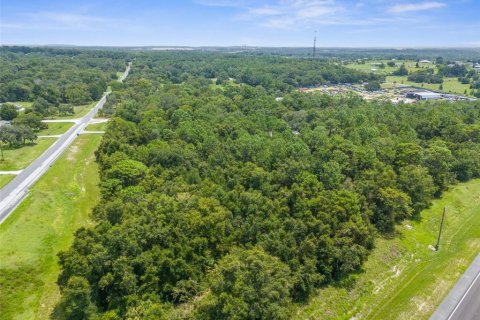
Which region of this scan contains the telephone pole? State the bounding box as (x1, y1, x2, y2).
(313, 31, 317, 58)
(435, 207, 446, 251)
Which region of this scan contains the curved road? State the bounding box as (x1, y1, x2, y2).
(0, 63, 130, 224)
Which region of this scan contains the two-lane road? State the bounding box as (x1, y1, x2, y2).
(431, 254, 480, 320)
(0, 62, 130, 224)
(0, 94, 108, 223)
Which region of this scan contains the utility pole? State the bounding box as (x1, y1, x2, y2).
(435, 207, 446, 251)
(313, 30, 317, 58)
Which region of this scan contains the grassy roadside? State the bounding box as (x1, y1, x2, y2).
(0, 134, 102, 320)
(37, 122, 73, 136)
(295, 179, 480, 319)
(45, 102, 96, 120)
(0, 175, 15, 188)
(0, 139, 56, 171)
(85, 122, 108, 131)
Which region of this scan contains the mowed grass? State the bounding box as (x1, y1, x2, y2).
(12, 101, 33, 109)
(386, 76, 471, 96)
(85, 121, 108, 131)
(295, 179, 480, 320)
(0, 139, 56, 171)
(345, 60, 432, 76)
(0, 175, 15, 188)
(46, 101, 96, 120)
(0, 134, 102, 320)
(37, 122, 73, 136)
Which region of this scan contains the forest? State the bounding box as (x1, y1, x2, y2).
(53, 51, 480, 319)
(0, 47, 129, 116)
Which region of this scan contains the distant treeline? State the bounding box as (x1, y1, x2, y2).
(0, 47, 130, 116)
(129, 51, 382, 92)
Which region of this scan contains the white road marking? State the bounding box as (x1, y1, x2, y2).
(447, 270, 480, 320)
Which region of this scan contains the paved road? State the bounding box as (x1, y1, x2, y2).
(431, 254, 480, 320)
(0, 63, 131, 224)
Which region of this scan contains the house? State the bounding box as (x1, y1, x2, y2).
(419, 60, 432, 64)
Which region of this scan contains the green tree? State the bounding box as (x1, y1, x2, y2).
(196, 247, 293, 320)
(55, 276, 94, 320)
(398, 165, 436, 214)
(0, 103, 18, 121)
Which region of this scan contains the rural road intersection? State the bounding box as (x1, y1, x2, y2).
(0, 62, 130, 224)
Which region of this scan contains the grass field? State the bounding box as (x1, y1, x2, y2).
(385, 76, 471, 96)
(37, 122, 73, 136)
(12, 101, 33, 109)
(295, 179, 480, 320)
(85, 122, 107, 131)
(0, 175, 15, 188)
(345, 60, 432, 75)
(0, 139, 56, 171)
(346, 60, 472, 97)
(46, 102, 96, 120)
(0, 134, 102, 320)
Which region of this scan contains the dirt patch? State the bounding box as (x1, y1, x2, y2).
(66, 145, 79, 161)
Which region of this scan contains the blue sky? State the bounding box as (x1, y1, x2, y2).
(1, 0, 479, 47)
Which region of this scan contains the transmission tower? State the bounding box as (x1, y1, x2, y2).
(313, 30, 317, 58)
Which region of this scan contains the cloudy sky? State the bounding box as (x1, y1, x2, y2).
(1, 0, 479, 47)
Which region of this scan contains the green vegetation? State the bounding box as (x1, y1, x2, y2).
(37, 122, 73, 136)
(54, 52, 480, 319)
(13, 101, 33, 109)
(0, 47, 128, 116)
(0, 174, 15, 188)
(347, 59, 479, 97)
(46, 102, 96, 120)
(0, 138, 55, 171)
(85, 122, 107, 131)
(386, 76, 472, 96)
(0, 134, 102, 320)
(296, 179, 480, 319)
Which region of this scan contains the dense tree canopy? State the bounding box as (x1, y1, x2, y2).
(52, 52, 480, 319)
(0, 47, 129, 115)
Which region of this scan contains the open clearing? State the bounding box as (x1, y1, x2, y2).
(85, 121, 108, 131)
(45, 102, 96, 120)
(0, 175, 15, 189)
(0, 134, 102, 320)
(386, 76, 471, 97)
(37, 122, 73, 136)
(0, 139, 56, 171)
(295, 179, 480, 320)
(346, 60, 473, 97)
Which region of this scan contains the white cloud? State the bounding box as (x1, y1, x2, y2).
(388, 2, 446, 13)
(235, 0, 344, 29)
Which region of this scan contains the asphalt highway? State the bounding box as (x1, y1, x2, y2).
(0, 94, 108, 223)
(0, 62, 130, 224)
(431, 254, 480, 320)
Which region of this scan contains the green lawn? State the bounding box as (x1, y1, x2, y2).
(37, 122, 73, 136)
(85, 122, 107, 131)
(0, 175, 15, 188)
(0, 134, 102, 320)
(345, 60, 431, 76)
(0, 139, 56, 171)
(12, 101, 33, 109)
(385, 76, 471, 96)
(346, 60, 472, 97)
(295, 179, 480, 320)
(46, 102, 96, 120)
